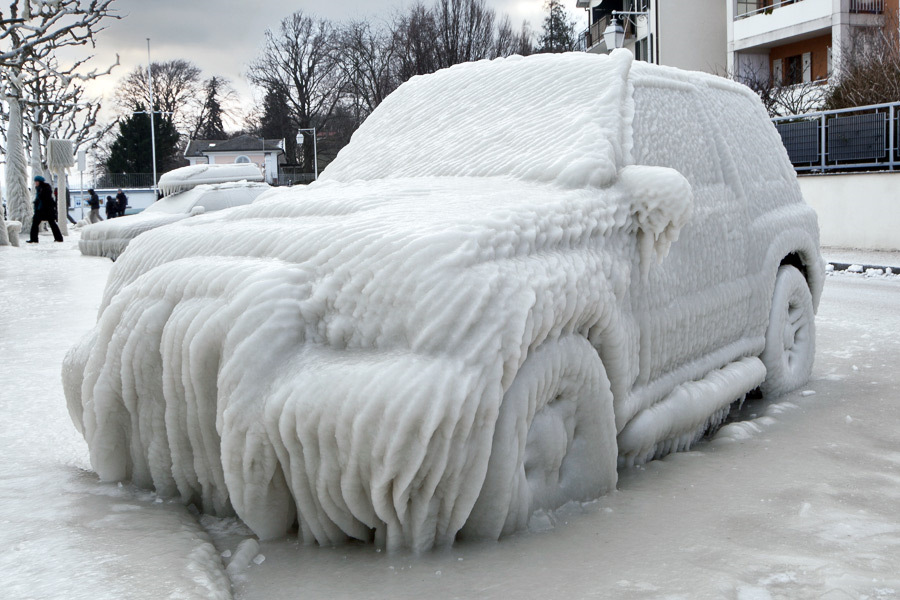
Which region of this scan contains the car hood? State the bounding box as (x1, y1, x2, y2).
(101, 176, 631, 315)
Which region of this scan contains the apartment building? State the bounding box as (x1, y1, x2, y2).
(728, 0, 899, 86)
(576, 0, 727, 73)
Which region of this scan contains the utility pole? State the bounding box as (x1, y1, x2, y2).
(147, 38, 158, 197)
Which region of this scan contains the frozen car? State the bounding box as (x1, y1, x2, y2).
(78, 164, 270, 260)
(63, 51, 823, 552)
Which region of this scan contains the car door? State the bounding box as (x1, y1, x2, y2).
(628, 76, 753, 389)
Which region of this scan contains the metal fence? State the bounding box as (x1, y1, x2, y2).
(276, 167, 316, 186)
(772, 101, 899, 172)
(91, 173, 156, 189)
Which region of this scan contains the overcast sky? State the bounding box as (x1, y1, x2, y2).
(78, 0, 586, 126)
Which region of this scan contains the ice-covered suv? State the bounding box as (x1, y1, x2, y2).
(63, 51, 823, 552)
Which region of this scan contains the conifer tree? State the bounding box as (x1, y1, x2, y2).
(105, 106, 181, 176)
(538, 0, 576, 53)
(194, 77, 228, 140)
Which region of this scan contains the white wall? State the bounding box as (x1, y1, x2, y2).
(658, 0, 727, 73)
(799, 172, 900, 251)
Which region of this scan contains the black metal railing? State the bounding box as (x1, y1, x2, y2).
(92, 173, 156, 189)
(773, 101, 899, 172)
(276, 167, 316, 186)
(849, 0, 885, 13)
(736, 0, 799, 19)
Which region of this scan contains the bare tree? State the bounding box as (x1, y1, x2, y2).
(248, 11, 346, 173)
(730, 62, 825, 117)
(338, 20, 398, 126)
(1, 0, 118, 246)
(825, 11, 900, 110)
(115, 59, 202, 131)
(392, 3, 439, 81)
(433, 0, 497, 68)
(495, 17, 533, 58)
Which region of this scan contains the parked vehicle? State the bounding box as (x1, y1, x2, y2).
(79, 164, 269, 260)
(64, 51, 823, 551)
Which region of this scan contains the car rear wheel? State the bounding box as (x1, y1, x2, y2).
(761, 265, 815, 398)
(460, 335, 617, 540)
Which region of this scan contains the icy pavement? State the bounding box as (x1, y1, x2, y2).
(0, 233, 230, 600)
(2, 233, 900, 599)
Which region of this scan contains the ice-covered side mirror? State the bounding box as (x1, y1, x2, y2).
(190, 206, 206, 217)
(618, 165, 693, 279)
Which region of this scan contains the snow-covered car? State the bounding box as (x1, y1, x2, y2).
(78, 164, 270, 260)
(63, 51, 824, 552)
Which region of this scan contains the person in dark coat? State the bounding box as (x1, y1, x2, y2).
(27, 175, 64, 243)
(115, 189, 128, 217)
(87, 189, 102, 223)
(105, 195, 117, 219)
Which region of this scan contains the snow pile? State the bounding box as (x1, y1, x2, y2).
(79, 182, 270, 260)
(158, 163, 264, 195)
(64, 51, 822, 552)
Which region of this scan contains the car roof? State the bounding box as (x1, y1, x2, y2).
(322, 51, 636, 190)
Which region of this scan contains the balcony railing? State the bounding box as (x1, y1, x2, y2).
(849, 0, 884, 13)
(577, 14, 636, 52)
(735, 0, 800, 19)
(737, 0, 883, 18)
(773, 101, 899, 172)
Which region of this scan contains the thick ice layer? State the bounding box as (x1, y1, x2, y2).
(79, 182, 271, 260)
(64, 52, 823, 552)
(322, 51, 634, 189)
(158, 163, 264, 195)
(65, 177, 633, 551)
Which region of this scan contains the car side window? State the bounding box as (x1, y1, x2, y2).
(703, 86, 798, 216)
(631, 81, 725, 192)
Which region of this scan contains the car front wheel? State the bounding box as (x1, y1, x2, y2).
(761, 265, 815, 398)
(460, 334, 617, 540)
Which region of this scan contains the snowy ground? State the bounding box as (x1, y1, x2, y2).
(2, 232, 899, 599)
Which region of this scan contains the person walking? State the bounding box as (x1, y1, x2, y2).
(105, 195, 117, 219)
(87, 189, 102, 223)
(115, 188, 128, 217)
(27, 175, 64, 243)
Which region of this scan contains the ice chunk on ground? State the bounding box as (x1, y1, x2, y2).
(225, 538, 260, 577)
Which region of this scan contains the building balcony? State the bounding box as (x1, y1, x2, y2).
(733, 0, 833, 50)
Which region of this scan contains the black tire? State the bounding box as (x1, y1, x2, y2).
(761, 265, 815, 398)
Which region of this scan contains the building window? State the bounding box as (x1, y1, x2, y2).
(235, 155, 251, 164)
(635, 37, 649, 62)
(785, 54, 803, 85)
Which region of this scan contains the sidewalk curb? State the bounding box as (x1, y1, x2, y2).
(827, 261, 899, 273)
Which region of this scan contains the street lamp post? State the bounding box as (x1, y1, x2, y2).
(147, 39, 157, 197)
(296, 128, 318, 181)
(603, 10, 652, 62)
